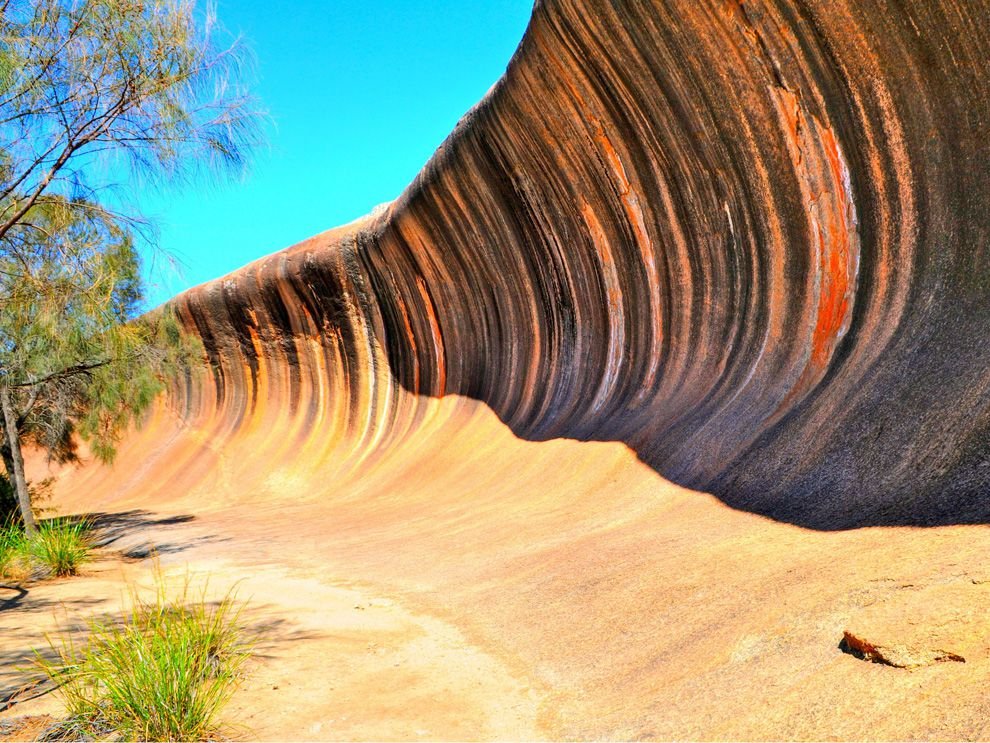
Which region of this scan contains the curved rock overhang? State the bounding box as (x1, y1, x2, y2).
(165, 0, 990, 530)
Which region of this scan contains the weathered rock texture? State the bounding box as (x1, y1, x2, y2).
(41, 1, 990, 739)
(165, 0, 990, 529)
(842, 580, 990, 668)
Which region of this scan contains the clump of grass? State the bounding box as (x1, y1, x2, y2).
(0, 523, 30, 580)
(32, 519, 92, 577)
(37, 576, 252, 742)
(0, 519, 92, 581)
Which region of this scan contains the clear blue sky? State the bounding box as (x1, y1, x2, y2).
(139, 1, 533, 307)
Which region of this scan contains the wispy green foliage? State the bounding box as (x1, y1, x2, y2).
(0, 0, 260, 531)
(0, 0, 262, 240)
(0, 198, 198, 466)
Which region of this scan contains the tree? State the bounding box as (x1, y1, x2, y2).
(1, 198, 194, 532)
(0, 0, 260, 532)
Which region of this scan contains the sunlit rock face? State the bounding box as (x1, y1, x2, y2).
(170, 0, 990, 530)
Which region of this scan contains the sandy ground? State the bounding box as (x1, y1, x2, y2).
(2, 398, 990, 740)
(0, 519, 542, 741)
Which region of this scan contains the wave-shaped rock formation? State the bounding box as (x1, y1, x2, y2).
(147, 0, 990, 530)
(42, 1, 990, 737)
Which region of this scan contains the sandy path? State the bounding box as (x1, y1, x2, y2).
(0, 516, 544, 741)
(4, 490, 990, 740)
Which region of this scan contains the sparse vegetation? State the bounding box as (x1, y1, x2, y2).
(31, 518, 92, 577)
(36, 576, 252, 742)
(0, 517, 91, 581)
(0, 520, 30, 579)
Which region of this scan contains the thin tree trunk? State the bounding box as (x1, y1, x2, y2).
(1, 441, 16, 502)
(0, 386, 35, 534)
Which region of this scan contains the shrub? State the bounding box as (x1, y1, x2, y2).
(0, 475, 55, 526)
(36, 576, 251, 742)
(0, 476, 18, 524)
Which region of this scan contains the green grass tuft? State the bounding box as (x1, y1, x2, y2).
(31, 519, 92, 577)
(0, 522, 29, 578)
(0, 518, 92, 581)
(36, 575, 252, 742)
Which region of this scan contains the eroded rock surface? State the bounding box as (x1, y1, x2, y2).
(843, 581, 990, 668)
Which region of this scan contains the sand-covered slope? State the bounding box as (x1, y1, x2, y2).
(44, 0, 990, 738)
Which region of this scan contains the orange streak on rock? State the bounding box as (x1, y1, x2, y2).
(770, 86, 859, 408)
(811, 125, 856, 369)
(581, 202, 625, 412)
